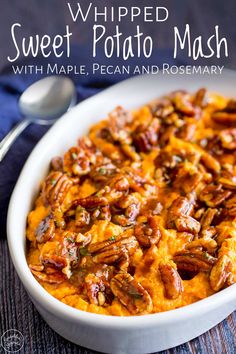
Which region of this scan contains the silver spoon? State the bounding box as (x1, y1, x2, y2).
(0, 76, 76, 161)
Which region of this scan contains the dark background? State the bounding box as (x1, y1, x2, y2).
(0, 0, 236, 72)
(0, 1, 236, 354)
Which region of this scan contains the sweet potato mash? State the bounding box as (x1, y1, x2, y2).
(27, 89, 236, 316)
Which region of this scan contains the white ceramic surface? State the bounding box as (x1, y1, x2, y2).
(7, 70, 236, 354)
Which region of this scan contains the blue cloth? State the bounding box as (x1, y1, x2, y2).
(0, 47, 183, 236)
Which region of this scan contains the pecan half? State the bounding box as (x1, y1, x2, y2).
(121, 143, 140, 161)
(159, 126, 177, 147)
(200, 152, 221, 173)
(110, 273, 153, 314)
(212, 99, 236, 125)
(174, 216, 201, 235)
(134, 216, 161, 248)
(50, 156, 63, 171)
(112, 194, 140, 227)
(218, 171, 236, 190)
(133, 118, 160, 152)
(200, 208, 218, 229)
(199, 184, 232, 207)
(68, 196, 108, 210)
(174, 250, 217, 273)
(65, 198, 112, 223)
(155, 150, 183, 170)
(177, 123, 196, 141)
(210, 255, 233, 291)
(90, 174, 130, 205)
(91, 205, 111, 222)
(31, 270, 66, 284)
(61, 232, 88, 272)
(42, 171, 73, 207)
(109, 174, 130, 192)
(75, 206, 90, 227)
(30, 266, 65, 284)
(224, 99, 236, 112)
(173, 168, 203, 194)
(225, 195, 236, 216)
(172, 91, 196, 116)
(35, 215, 55, 243)
(186, 238, 218, 253)
(120, 167, 148, 194)
(63, 137, 100, 176)
(219, 129, 236, 150)
(112, 206, 140, 226)
(29, 264, 44, 272)
(194, 88, 206, 107)
(168, 196, 194, 217)
(108, 106, 132, 144)
(149, 96, 174, 117)
(85, 273, 113, 306)
(90, 159, 118, 183)
(40, 232, 90, 279)
(212, 112, 236, 125)
(166, 197, 199, 235)
(88, 234, 138, 269)
(159, 263, 183, 299)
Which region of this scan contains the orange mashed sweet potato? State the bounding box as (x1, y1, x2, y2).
(27, 89, 236, 316)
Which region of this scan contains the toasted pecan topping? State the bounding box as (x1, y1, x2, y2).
(133, 118, 160, 152)
(134, 216, 161, 248)
(219, 129, 236, 150)
(27, 88, 236, 316)
(108, 106, 132, 143)
(200, 208, 218, 229)
(212, 99, 236, 125)
(75, 206, 91, 227)
(63, 137, 101, 176)
(210, 255, 233, 291)
(85, 273, 113, 306)
(194, 88, 206, 107)
(174, 250, 217, 273)
(218, 171, 236, 190)
(112, 193, 141, 226)
(35, 215, 55, 243)
(166, 197, 200, 235)
(212, 112, 236, 125)
(168, 196, 194, 217)
(29, 264, 44, 272)
(29, 263, 66, 284)
(50, 156, 63, 171)
(225, 195, 236, 216)
(42, 171, 73, 207)
(200, 151, 221, 173)
(199, 184, 232, 207)
(90, 159, 117, 183)
(30, 270, 66, 284)
(172, 91, 196, 116)
(110, 273, 153, 314)
(159, 263, 183, 299)
(186, 238, 218, 253)
(174, 216, 201, 235)
(88, 233, 138, 270)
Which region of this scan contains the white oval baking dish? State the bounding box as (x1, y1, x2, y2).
(7, 70, 236, 354)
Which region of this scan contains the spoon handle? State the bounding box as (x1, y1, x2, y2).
(0, 119, 31, 162)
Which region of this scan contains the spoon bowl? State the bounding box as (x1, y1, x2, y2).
(0, 75, 76, 161)
(19, 76, 76, 121)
